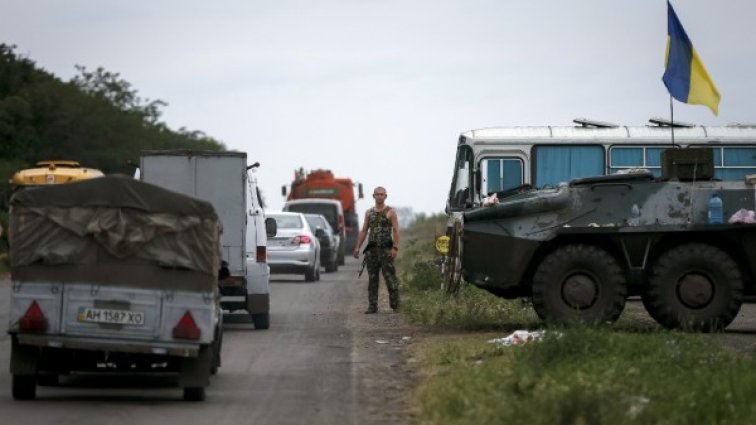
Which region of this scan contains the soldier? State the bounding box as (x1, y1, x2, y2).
(353, 186, 400, 314)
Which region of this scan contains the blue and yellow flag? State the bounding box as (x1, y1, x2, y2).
(662, 1, 720, 116)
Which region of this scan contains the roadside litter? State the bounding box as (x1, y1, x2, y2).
(488, 330, 548, 346)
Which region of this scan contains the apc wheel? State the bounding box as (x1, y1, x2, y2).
(251, 313, 270, 330)
(183, 386, 206, 402)
(532, 244, 626, 326)
(12, 375, 36, 400)
(644, 243, 743, 332)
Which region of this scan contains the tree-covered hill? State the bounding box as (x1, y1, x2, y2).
(0, 43, 226, 203)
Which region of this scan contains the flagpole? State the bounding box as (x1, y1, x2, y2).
(669, 95, 677, 147)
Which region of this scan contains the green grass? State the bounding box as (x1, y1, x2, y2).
(415, 329, 756, 425)
(403, 284, 539, 330)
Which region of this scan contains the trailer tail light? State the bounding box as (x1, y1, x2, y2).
(19, 300, 48, 332)
(172, 311, 201, 340)
(292, 235, 312, 245)
(256, 245, 267, 263)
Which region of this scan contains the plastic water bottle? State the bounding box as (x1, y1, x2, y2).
(708, 194, 723, 224)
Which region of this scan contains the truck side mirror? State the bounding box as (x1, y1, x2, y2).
(358, 183, 364, 199)
(265, 217, 277, 237)
(281, 185, 287, 197)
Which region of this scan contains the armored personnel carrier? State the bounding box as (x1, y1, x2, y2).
(448, 148, 756, 331)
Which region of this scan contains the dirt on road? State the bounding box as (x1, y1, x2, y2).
(348, 290, 425, 425)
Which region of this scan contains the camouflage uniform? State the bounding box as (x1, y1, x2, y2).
(365, 207, 400, 312)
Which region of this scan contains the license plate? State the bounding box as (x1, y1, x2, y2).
(270, 238, 291, 247)
(77, 307, 145, 326)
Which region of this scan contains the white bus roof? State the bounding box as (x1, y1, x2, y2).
(461, 123, 756, 145)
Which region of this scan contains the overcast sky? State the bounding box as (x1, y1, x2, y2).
(2, 0, 755, 217)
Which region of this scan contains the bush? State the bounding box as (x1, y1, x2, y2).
(396, 213, 447, 292)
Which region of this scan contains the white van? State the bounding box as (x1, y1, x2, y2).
(245, 165, 277, 329)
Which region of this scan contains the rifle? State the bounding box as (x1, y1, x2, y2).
(358, 256, 367, 278)
(357, 239, 394, 278)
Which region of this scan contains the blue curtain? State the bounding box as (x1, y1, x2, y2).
(723, 148, 756, 166)
(534, 146, 604, 187)
(611, 148, 642, 166)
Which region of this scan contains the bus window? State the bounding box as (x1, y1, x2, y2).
(716, 147, 756, 180)
(609, 146, 663, 177)
(533, 145, 604, 188)
(611, 147, 643, 168)
(646, 148, 664, 168)
(483, 158, 523, 195)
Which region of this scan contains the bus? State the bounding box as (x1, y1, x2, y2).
(447, 118, 756, 213)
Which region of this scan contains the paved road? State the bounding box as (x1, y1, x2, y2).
(0, 258, 410, 425)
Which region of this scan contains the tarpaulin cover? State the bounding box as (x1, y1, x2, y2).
(9, 175, 221, 291)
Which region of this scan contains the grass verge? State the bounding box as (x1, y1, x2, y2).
(413, 328, 756, 425)
(403, 284, 539, 331)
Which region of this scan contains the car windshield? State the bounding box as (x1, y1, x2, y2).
(287, 204, 337, 227)
(273, 215, 303, 229)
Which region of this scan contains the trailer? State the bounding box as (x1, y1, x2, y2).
(7, 176, 222, 400)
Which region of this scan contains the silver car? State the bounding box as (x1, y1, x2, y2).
(267, 212, 321, 282)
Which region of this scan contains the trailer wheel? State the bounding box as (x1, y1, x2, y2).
(183, 386, 206, 402)
(532, 244, 626, 326)
(645, 243, 743, 332)
(251, 313, 270, 330)
(12, 375, 36, 400)
(37, 373, 59, 386)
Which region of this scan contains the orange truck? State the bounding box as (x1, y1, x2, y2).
(282, 168, 363, 251)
